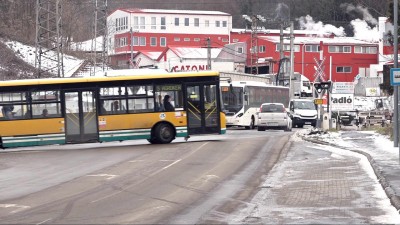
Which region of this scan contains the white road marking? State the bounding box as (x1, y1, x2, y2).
(36, 218, 52, 225)
(91, 142, 209, 203)
(128, 160, 145, 163)
(87, 174, 118, 180)
(0, 204, 31, 213)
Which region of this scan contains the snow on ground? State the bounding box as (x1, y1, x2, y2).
(227, 128, 400, 224)
(2, 39, 84, 77)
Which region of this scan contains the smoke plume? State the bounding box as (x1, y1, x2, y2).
(297, 15, 346, 37)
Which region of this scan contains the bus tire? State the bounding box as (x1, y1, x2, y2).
(246, 118, 255, 130)
(154, 123, 175, 144)
(147, 138, 159, 144)
(249, 117, 255, 129)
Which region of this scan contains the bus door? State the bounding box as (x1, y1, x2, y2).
(186, 83, 220, 135)
(63, 91, 99, 143)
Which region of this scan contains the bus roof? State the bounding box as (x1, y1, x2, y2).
(0, 70, 219, 87)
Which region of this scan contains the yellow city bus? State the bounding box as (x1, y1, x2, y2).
(0, 70, 226, 148)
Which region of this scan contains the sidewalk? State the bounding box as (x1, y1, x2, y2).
(223, 127, 400, 224)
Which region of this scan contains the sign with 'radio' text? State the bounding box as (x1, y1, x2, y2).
(330, 94, 354, 111)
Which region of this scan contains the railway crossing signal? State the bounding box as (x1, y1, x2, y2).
(314, 81, 331, 93)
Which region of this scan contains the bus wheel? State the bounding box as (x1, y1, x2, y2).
(249, 118, 255, 129)
(154, 123, 175, 144)
(147, 138, 159, 144)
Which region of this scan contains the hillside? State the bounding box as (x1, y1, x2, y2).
(0, 39, 37, 80)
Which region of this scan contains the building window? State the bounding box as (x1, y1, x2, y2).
(150, 37, 157, 46)
(175, 18, 179, 26)
(161, 17, 166, 30)
(151, 17, 156, 29)
(194, 38, 200, 42)
(133, 37, 146, 46)
(140, 37, 146, 46)
(185, 18, 189, 26)
(194, 18, 200, 27)
(133, 16, 139, 30)
(119, 37, 127, 47)
(328, 45, 351, 53)
(140, 17, 145, 29)
(160, 37, 166, 47)
(237, 47, 243, 54)
(276, 44, 300, 52)
(174, 37, 180, 41)
(116, 16, 128, 31)
(205, 20, 209, 27)
(184, 38, 190, 42)
(305, 45, 320, 52)
(354, 46, 377, 54)
(222, 21, 227, 27)
(259, 45, 266, 53)
(336, 66, 352, 73)
(216, 21, 220, 27)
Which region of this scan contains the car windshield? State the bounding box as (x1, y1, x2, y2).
(293, 101, 315, 110)
(261, 104, 285, 113)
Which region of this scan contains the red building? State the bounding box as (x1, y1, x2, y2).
(107, 8, 378, 82)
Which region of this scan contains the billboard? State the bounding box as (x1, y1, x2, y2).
(330, 94, 354, 111)
(366, 87, 380, 97)
(332, 82, 354, 94)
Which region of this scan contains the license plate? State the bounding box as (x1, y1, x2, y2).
(268, 122, 278, 126)
(305, 122, 311, 124)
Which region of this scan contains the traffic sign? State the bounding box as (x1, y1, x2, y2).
(390, 68, 400, 85)
(314, 99, 323, 105)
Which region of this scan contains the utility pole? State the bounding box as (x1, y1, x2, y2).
(35, 0, 64, 78)
(243, 14, 265, 75)
(207, 37, 211, 70)
(279, 24, 284, 60)
(91, 0, 108, 76)
(289, 22, 295, 99)
(394, 0, 399, 148)
(130, 27, 134, 69)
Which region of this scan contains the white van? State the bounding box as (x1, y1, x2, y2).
(289, 99, 317, 128)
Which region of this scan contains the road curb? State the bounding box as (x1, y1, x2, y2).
(302, 136, 400, 213)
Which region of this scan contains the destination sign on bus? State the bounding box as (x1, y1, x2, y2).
(221, 87, 229, 92)
(156, 85, 182, 91)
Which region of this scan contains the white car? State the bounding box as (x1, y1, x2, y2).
(257, 103, 292, 131)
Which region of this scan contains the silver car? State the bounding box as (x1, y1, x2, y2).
(257, 103, 292, 131)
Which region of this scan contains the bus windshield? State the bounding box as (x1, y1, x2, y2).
(221, 86, 243, 115)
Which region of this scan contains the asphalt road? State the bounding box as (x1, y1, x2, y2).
(0, 128, 293, 224)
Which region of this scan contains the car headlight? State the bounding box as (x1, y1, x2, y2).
(293, 112, 300, 116)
